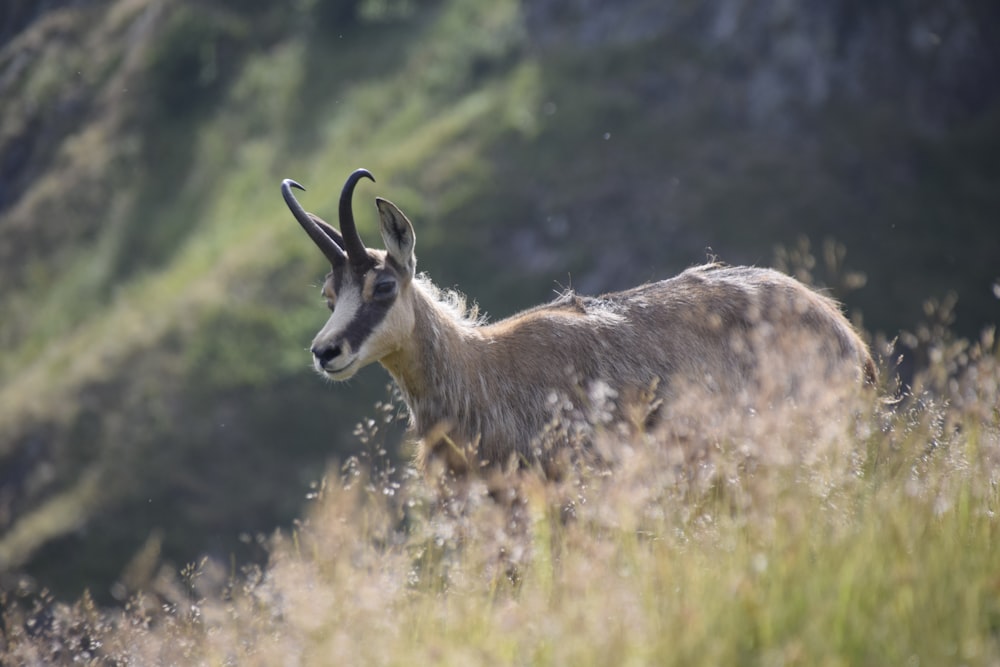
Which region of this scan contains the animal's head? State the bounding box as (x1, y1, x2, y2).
(282, 169, 417, 380)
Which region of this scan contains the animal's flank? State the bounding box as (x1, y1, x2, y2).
(282, 171, 877, 474)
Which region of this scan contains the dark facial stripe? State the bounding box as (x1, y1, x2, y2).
(341, 298, 395, 350)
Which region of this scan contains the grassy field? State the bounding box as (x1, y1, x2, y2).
(2, 321, 998, 665)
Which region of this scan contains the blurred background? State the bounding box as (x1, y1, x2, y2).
(1, 0, 997, 601)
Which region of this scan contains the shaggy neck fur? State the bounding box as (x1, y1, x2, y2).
(378, 277, 497, 469)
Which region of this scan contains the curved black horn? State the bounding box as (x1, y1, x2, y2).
(282, 179, 347, 266)
(339, 168, 376, 272)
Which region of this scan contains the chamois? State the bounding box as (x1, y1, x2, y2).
(282, 169, 876, 472)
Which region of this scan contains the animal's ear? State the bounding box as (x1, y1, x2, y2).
(375, 197, 416, 277)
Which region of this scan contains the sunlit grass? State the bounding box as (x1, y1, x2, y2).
(3, 327, 998, 665)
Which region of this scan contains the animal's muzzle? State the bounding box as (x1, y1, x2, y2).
(312, 343, 344, 370)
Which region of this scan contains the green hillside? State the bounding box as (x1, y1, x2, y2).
(1, 0, 998, 604)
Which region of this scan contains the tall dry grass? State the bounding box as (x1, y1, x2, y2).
(2, 295, 998, 666)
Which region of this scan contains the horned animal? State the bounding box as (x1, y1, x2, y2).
(282, 169, 876, 472)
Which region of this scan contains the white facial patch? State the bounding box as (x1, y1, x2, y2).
(354, 288, 415, 364)
(315, 286, 362, 348)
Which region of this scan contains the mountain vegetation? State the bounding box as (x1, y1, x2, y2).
(0, 2, 998, 658)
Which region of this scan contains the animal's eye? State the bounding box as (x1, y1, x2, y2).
(323, 290, 336, 311)
(373, 279, 397, 300)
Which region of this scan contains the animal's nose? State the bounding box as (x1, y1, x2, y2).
(312, 344, 342, 367)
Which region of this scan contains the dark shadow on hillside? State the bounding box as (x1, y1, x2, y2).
(19, 371, 407, 604)
(498, 0, 1000, 338)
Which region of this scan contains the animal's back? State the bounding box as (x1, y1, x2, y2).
(469, 263, 873, 462)
(497, 264, 874, 408)
(596, 263, 874, 392)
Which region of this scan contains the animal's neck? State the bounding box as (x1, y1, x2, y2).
(378, 280, 487, 440)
